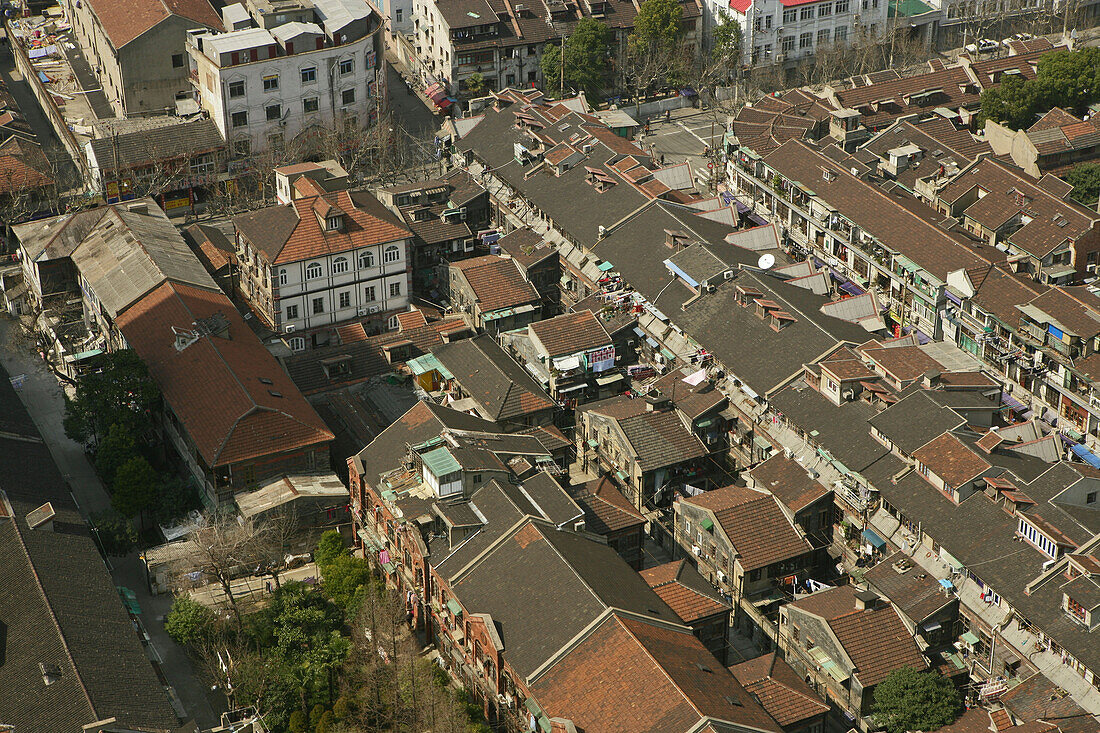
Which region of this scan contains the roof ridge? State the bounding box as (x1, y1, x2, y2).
(614, 614, 711, 720)
(6, 509, 98, 717)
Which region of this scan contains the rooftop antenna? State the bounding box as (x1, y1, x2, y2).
(757, 253, 775, 270)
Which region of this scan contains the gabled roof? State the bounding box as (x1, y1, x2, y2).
(912, 432, 991, 487)
(531, 612, 783, 733)
(748, 453, 831, 513)
(233, 189, 410, 265)
(684, 486, 812, 571)
(115, 281, 333, 468)
(451, 254, 540, 313)
(88, 118, 224, 172)
(641, 559, 730, 624)
(729, 653, 830, 728)
(868, 390, 966, 455)
(614, 408, 709, 471)
(569, 476, 645, 534)
(432, 333, 555, 422)
(85, 0, 222, 48)
(529, 310, 612, 358)
(863, 551, 955, 622)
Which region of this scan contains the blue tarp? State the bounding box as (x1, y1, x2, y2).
(939, 578, 955, 590)
(37, 71, 50, 84)
(840, 281, 865, 296)
(1071, 443, 1100, 468)
(1001, 393, 1026, 411)
(862, 527, 887, 549)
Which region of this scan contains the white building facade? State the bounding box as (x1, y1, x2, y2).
(727, 0, 889, 66)
(186, 0, 385, 156)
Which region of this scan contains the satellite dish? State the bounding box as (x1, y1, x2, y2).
(757, 253, 775, 270)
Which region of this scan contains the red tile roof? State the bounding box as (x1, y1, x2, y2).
(912, 433, 991, 487)
(531, 613, 782, 733)
(684, 486, 812, 571)
(748, 454, 830, 513)
(86, 0, 222, 47)
(396, 309, 428, 331)
(529, 310, 612, 358)
(641, 560, 730, 624)
(571, 476, 644, 533)
(115, 282, 332, 468)
(729, 653, 830, 728)
(451, 255, 540, 313)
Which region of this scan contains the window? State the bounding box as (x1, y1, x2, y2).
(304, 97, 318, 113)
(749, 568, 762, 582)
(313, 297, 325, 314)
(364, 285, 377, 301)
(172, 53, 184, 68)
(278, 268, 288, 285)
(301, 66, 317, 83)
(288, 336, 306, 352)
(782, 7, 797, 22)
(389, 281, 401, 297)
(765, 13, 773, 26)
(229, 80, 246, 98)
(231, 111, 248, 127)
(339, 291, 351, 308)
(266, 103, 282, 121)
(306, 262, 322, 279)
(395, 8, 403, 21)
(834, 25, 848, 41)
(332, 256, 349, 273)
(286, 304, 299, 319)
(359, 250, 375, 269)
(818, 28, 830, 44)
(383, 245, 400, 263)
(754, 15, 762, 30)
(528, 44, 537, 55)
(389, 315, 400, 330)
(339, 58, 354, 75)
(826, 377, 839, 392)
(835, 0, 849, 11)
(1088, 492, 1097, 504)
(782, 35, 795, 51)
(506, 74, 515, 86)
(263, 74, 279, 92)
(528, 70, 537, 82)
(801, 6, 814, 18)
(341, 88, 356, 105)
(800, 32, 813, 48)
(819, 2, 832, 14)
(327, 215, 343, 231)
(1067, 594, 1087, 621)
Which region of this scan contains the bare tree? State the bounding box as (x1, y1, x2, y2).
(182, 511, 273, 630)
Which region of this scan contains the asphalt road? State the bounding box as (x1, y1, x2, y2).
(635, 108, 729, 189)
(385, 60, 440, 139)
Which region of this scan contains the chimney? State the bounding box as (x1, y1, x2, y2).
(922, 370, 941, 389)
(26, 502, 56, 532)
(854, 589, 880, 611)
(126, 201, 148, 214)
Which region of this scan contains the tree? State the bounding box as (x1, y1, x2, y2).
(630, 0, 684, 57)
(1066, 163, 1100, 207)
(90, 511, 138, 556)
(320, 554, 372, 615)
(465, 72, 487, 97)
(872, 667, 961, 733)
(315, 530, 347, 568)
(95, 422, 139, 487)
(164, 595, 218, 647)
(979, 74, 1050, 129)
(541, 19, 614, 99)
(184, 511, 270, 629)
(979, 47, 1100, 129)
(111, 456, 158, 525)
(64, 350, 159, 447)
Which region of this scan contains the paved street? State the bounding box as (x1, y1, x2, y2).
(635, 107, 729, 190)
(384, 58, 441, 139)
(0, 317, 222, 729)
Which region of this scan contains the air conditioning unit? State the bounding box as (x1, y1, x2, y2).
(368, 305, 381, 314)
(357, 306, 370, 315)
(284, 324, 296, 333)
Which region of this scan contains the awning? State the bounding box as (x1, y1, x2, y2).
(752, 434, 772, 452)
(840, 281, 865, 296)
(587, 439, 598, 448)
(940, 550, 964, 571)
(939, 578, 955, 590)
(862, 527, 887, 549)
(64, 348, 104, 363)
(1071, 443, 1100, 469)
(382, 561, 395, 574)
(558, 383, 586, 394)
(922, 621, 942, 633)
(700, 518, 714, 531)
(553, 355, 581, 371)
(660, 347, 676, 361)
(595, 373, 623, 386)
(597, 261, 615, 272)
(446, 598, 463, 616)
(961, 631, 980, 645)
(1001, 393, 1026, 411)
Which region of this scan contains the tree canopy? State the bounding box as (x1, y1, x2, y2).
(110, 456, 159, 521)
(165, 596, 218, 647)
(630, 0, 684, 54)
(709, 11, 742, 67)
(980, 47, 1100, 129)
(64, 350, 159, 446)
(872, 667, 962, 733)
(541, 18, 613, 98)
(1066, 162, 1100, 207)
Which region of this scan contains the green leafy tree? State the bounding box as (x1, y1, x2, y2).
(110, 456, 159, 525)
(710, 12, 741, 63)
(64, 350, 159, 447)
(980, 47, 1100, 130)
(164, 595, 218, 647)
(288, 710, 308, 733)
(872, 667, 961, 733)
(1066, 162, 1100, 207)
(541, 18, 613, 98)
(465, 72, 487, 97)
(630, 0, 684, 56)
(95, 423, 139, 488)
(154, 474, 201, 525)
(320, 554, 373, 614)
(90, 511, 138, 556)
(315, 530, 346, 569)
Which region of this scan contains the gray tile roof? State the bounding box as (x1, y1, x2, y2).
(867, 391, 966, 455)
(432, 334, 555, 422)
(88, 118, 224, 172)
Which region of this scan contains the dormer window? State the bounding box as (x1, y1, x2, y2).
(327, 215, 344, 231)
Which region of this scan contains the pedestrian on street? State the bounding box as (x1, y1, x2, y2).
(665, 109, 671, 123)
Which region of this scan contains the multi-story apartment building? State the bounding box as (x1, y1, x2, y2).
(62, 0, 222, 117)
(727, 0, 888, 66)
(412, 0, 701, 96)
(231, 162, 413, 349)
(186, 0, 385, 156)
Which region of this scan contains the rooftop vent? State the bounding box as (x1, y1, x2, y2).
(26, 502, 55, 531)
(39, 662, 62, 685)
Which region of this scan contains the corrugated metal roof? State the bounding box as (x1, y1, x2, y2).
(422, 446, 461, 476)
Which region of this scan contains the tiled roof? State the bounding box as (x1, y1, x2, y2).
(748, 453, 830, 513)
(641, 559, 730, 623)
(86, 0, 221, 47)
(233, 189, 410, 265)
(89, 118, 224, 172)
(529, 309, 612, 357)
(531, 613, 782, 733)
(432, 333, 555, 421)
(185, 222, 235, 272)
(496, 227, 556, 268)
(115, 282, 333, 468)
(863, 551, 954, 622)
(569, 476, 644, 534)
(1002, 673, 1100, 733)
(912, 432, 991, 487)
(790, 585, 928, 687)
(685, 486, 812, 571)
(729, 653, 830, 728)
(616, 408, 709, 471)
(867, 391, 966, 456)
(451, 254, 540, 313)
(860, 342, 945, 382)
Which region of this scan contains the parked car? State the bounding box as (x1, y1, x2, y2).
(965, 38, 999, 54)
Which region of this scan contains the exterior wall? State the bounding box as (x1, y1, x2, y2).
(734, 0, 889, 67)
(189, 30, 384, 154)
(119, 16, 206, 116)
(779, 606, 868, 718)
